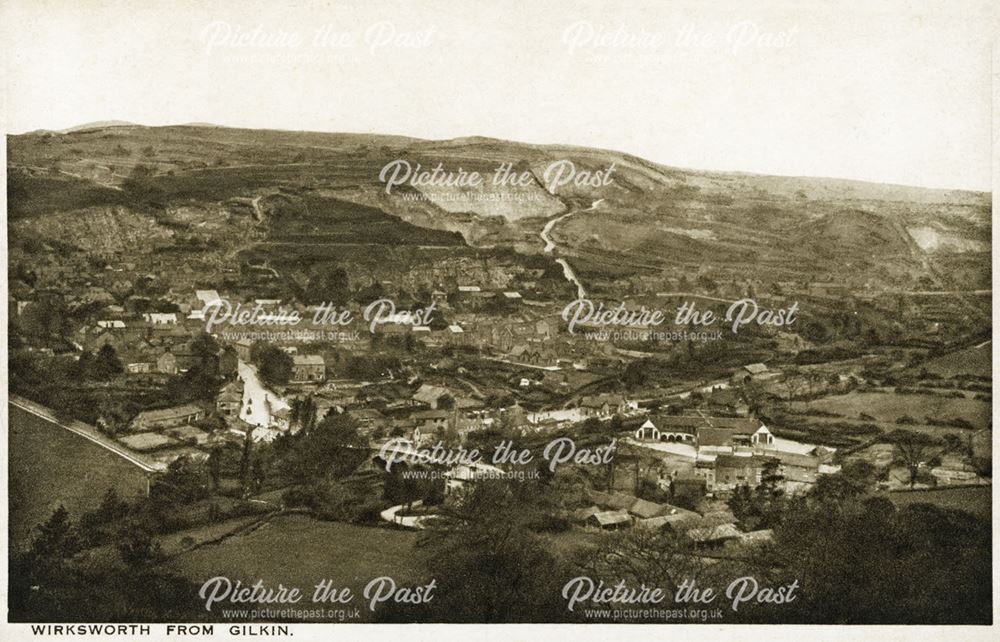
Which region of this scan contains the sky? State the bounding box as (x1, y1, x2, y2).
(1, 0, 994, 190)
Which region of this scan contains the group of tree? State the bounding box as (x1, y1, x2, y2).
(249, 341, 294, 387)
(290, 395, 319, 432)
(273, 413, 377, 520)
(10, 498, 205, 622)
(72, 344, 124, 380)
(305, 263, 350, 305)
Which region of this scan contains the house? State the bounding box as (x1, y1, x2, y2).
(578, 394, 625, 418)
(713, 455, 769, 490)
(126, 361, 154, 374)
(194, 289, 222, 310)
(671, 474, 708, 504)
(636, 506, 701, 530)
(89, 330, 124, 352)
(156, 351, 178, 375)
(233, 337, 254, 361)
(270, 403, 291, 432)
(348, 408, 388, 435)
(659, 509, 740, 546)
(290, 354, 326, 383)
(684, 523, 743, 547)
(572, 505, 604, 523)
(446, 324, 467, 344)
(509, 344, 543, 365)
(412, 384, 453, 409)
(706, 388, 750, 416)
(83, 286, 114, 304)
(729, 529, 775, 549)
(634, 415, 774, 452)
(733, 362, 781, 384)
(412, 409, 451, 432)
(585, 489, 698, 525)
(155, 349, 198, 375)
(216, 380, 244, 418)
(218, 348, 239, 378)
(143, 312, 178, 325)
(633, 416, 697, 444)
(589, 510, 632, 530)
(628, 497, 671, 520)
(700, 420, 775, 451)
(130, 403, 206, 431)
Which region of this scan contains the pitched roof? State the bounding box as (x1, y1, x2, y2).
(685, 523, 742, 542)
(118, 431, 176, 451)
(413, 384, 450, 405)
(646, 415, 699, 434)
(698, 427, 736, 447)
(715, 454, 766, 469)
(591, 510, 631, 526)
(195, 290, 221, 306)
(628, 498, 668, 519)
(412, 409, 450, 420)
(743, 363, 769, 374)
(740, 529, 774, 544)
(132, 403, 204, 423)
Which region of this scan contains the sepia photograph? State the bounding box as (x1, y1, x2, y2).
(1, 0, 996, 639)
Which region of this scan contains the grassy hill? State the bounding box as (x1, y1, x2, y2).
(7, 123, 991, 292)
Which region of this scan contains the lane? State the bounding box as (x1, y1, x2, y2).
(539, 199, 603, 299)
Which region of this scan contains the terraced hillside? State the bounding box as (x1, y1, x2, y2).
(7, 123, 991, 294)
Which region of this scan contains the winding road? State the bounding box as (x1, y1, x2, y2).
(540, 199, 603, 300)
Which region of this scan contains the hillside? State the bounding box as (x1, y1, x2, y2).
(7, 124, 991, 293)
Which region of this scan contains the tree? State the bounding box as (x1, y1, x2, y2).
(381, 480, 573, 622)
(621, 360, 648, 387)
(250, 342, 293, 387)
(885, 430, 947, 488)
(306, 263, 350, 305)
(207, 445, 224, 490)
(150, 456, 211, 506)
(30, 506, 80, 563)
(91, 344, 124, 380)
(20, 295, 68, 338)
(579, 529, 713, 612)
(281, 413, 369, 484)
(769, 487, 990, 624)
(122, 164, 163, 204)
(239, 428, 254, 495)
(250, 457, 266, 494)
(728, 459, 786, 530)
(190, 332, 220, 375)
(79, 489, 129, 539)
(116, 520, 161, 567)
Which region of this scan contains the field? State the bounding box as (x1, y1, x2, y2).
(164, 514, 426, 622)
(8, 402, 153, 550)
(796, 390, 989, 432)
(920, 341, 992, 378)
(882, 486, 992, 518)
